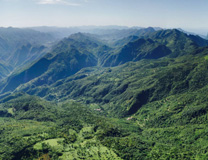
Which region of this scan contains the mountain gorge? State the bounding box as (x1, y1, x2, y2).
(0, 26, 208, 160)
(0, 27, 56, 81)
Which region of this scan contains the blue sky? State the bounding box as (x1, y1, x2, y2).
(0, 0, 208, 34)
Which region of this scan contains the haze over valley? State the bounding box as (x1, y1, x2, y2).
(1, 0, 208, 159)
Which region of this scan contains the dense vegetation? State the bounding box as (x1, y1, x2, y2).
(0, 26, 208, 159)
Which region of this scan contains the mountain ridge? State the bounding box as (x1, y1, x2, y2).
(0, 27, 208, 159)
(1, 29, 208, 94)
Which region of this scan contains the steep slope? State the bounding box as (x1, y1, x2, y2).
(1, 43, 208, 160)
(147, 29, 208, 56)
(113, 35, 139, 47)
(52, 32, 107, 57)
(30, 26, 153, 43)
(8, 47, 207, 117)
(0, 33, 102, 93)
(1, 29, 207, 95)
(96, 27, 156, 44)
(0, 27, 57, 80)
(101, 29, 208, 67)
(0, 27, 55, 60)
(0, 61, 12, 80)
(1, 28, 208, 159)
(8, 43, 47, 68)
(188, 34, 208, 46)
(102, 38, 171, 67)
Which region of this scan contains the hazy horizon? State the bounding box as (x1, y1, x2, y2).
(1, 0, 208, 35)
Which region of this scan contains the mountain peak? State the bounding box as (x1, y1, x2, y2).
(146, 27, 155, 32)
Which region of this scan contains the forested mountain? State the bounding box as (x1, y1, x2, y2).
(0, 27, 55, 58)
(102, 38, 171, 66)
(8, 43, 47, 67)
(0, 27, 208, 159)
(0, 27, 57, 81)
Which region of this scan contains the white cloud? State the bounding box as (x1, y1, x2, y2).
(36, 0, 82, 6)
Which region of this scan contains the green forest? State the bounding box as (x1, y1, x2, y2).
(0, 27, 208, 159)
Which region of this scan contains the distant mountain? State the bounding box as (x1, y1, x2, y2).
(112, 27, 156, 47)
(0, 27, 57, 80)
(30, 26, 132, 40)
(188, 34, 208, 47)
(1, 29, 208, 94)
(102, 38, 171, 67)
(30, 26, 154, 43)
(113, 35, 139, 47)
(8, 43, 47, 68)
(100, 28, 208, 66)
(1, 27, 208, 160)
(0, 33, 101, 93)
(147, 29, 208, 56)
(0, 61, 12, 80)
(30, 26, 81, 40)
(95, 27, 156, 43)
(177, 28, 208, 39)
(59, 32, 104, 55)
(0, 27, 55, 59)
(12, 46, 208, 118)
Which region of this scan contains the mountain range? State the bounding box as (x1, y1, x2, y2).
(0, 26, 208, 159)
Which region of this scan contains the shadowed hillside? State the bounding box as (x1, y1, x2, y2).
(0, 27, 208, 159)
